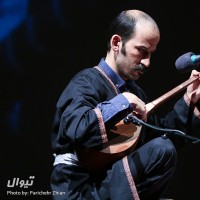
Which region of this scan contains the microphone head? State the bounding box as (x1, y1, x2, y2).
(175, 52, 195, 73)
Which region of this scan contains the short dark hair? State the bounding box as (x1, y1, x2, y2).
(106, 10, 159, 51)
(106, 11, 136, 51)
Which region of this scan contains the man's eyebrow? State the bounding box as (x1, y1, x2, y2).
(137, 45, 156, 53)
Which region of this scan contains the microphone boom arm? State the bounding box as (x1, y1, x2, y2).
(125, 115, 200, 144)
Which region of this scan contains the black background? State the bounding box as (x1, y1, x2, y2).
(1, 1, 200, 199)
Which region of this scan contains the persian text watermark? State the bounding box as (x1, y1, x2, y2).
(6, 176, 65, 197)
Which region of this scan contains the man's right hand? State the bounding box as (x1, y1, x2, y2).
(122, 92, 147, 121)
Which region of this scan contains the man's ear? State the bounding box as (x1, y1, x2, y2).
(111, 35, 121, 51)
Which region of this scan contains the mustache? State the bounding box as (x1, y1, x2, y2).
(133, 64, 148, 72)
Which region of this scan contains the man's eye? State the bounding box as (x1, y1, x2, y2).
(139, 49, 147, 56)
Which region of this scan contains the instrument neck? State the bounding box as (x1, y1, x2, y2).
(146, 76, 198, 113)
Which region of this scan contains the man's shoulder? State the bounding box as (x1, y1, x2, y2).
(73, 67, 103, 79)
(77, 67, 100, 74)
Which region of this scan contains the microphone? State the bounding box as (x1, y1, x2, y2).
(175, 52, 200, 73)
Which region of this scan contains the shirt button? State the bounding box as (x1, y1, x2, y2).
(122, 105, 126, 108)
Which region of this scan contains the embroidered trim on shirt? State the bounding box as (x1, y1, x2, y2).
(94, 66, 119, 95)
(122, 156, 140, 200)
(184, 93, 200, 119)
(93, 107, 108, 143)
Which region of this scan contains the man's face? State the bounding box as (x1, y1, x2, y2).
(115, 23, 160, 81)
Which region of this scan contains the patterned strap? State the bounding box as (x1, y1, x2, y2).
(94, 66, 119, 95)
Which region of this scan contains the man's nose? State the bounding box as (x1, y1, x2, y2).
(140, 57, 150, 68)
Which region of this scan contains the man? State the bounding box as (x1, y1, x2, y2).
(50, 10, 200, 199)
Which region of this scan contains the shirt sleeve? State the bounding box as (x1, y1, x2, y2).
(97, 94, 134, 127)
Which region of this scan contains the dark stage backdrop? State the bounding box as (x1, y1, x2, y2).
(1, 1, 200, 199)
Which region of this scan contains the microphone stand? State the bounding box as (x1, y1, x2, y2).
(124, 115, 200, 144)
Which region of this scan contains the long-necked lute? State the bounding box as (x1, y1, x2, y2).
(76, 76, 198, 171)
